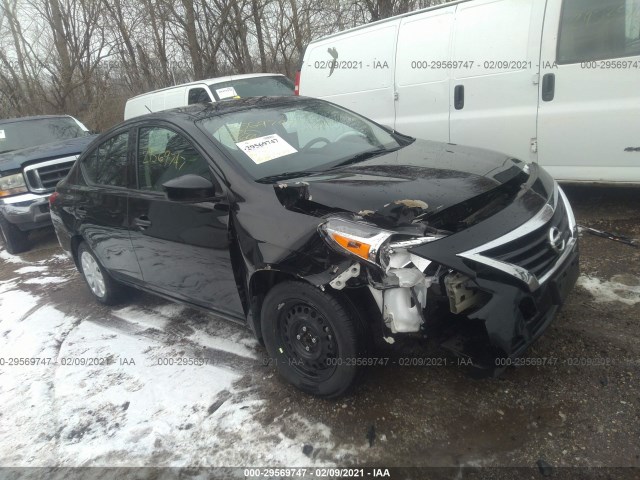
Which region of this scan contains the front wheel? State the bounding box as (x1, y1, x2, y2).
(261, 281, 365, 397)
(78, 242, 122, 305)
(0, 215, 29, 254)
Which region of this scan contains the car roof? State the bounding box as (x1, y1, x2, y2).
(121, 95, 315, 127)
(0, 114, 73, 125)
(126, 73, 288, 101)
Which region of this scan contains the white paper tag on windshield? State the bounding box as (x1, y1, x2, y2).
(236, 134, 298, 164)
(0, 130, 5, 139)
(216, 86, 238, 99)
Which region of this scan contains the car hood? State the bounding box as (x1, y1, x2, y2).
(273, 139, 528, 229)
(0, 134, 97, 172)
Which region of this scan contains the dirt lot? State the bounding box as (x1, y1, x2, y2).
(0, 185, 639, 478)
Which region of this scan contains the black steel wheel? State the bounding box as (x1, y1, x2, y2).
(261, 280, 365, 397)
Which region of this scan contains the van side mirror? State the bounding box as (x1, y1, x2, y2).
(162, 174, 219, 202)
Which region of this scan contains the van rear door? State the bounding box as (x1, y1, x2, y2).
(394, 6, 456, 142)
(537, 0, 640, 183)
(449, 0, 546, 163)
(299, 22, 399, 128)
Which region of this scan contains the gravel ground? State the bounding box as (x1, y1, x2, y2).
(0, 185, 638, 479)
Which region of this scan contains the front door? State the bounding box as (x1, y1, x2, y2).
(537, 0, 640, 182)
(127, 124, 244, 318)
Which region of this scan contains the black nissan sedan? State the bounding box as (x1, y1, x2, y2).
(50, 96, 579, 397)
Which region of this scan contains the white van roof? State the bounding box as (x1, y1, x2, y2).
(127, 73, 287, 101)
(310, 0, 471, 44)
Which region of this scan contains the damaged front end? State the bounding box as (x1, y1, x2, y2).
(318, 215, 485, 340)
(314, 179, 579, 373)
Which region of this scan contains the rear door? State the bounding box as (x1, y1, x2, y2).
(127, 124, 244, 317)
(449, 0, 546, 163)
(394, 6, 456, 141)
(75, 129, 142, 281)
(537, 0, 640, 182)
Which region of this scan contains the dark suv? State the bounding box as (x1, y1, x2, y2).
(0, 115, 95, 253)
(51, 97, 579, 397)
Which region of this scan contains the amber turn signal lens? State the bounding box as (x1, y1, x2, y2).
(330, 233, 371, 260)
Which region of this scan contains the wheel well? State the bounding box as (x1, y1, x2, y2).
(70, 235, 84, 269)
(248, 269, 298, 343)
(248, 270, 381, 345)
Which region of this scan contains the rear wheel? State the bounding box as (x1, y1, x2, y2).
(261, 281, 365, 398)
(0, 215, 29, 254)
(78, 242, 122, 305)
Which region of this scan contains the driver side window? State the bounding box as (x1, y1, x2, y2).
(136, 127, 212, 192)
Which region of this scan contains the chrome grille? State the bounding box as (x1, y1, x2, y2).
(458, 186, 577, 291)
(482, 199, 570, 279)
(23, 156, 77, 193)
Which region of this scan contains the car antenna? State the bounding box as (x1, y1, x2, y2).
(145, 105, 152, 114)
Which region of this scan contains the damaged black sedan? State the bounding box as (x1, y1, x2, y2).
(50, 97, 579, 397)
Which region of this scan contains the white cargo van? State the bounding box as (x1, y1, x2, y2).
(298, 0, 640, 183)
(124, 73, 294, 120)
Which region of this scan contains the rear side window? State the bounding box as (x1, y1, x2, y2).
(558, 0, 640, 63)
(82, 131, 129, 187)
(188, 87, 210, 105)
(136, 127, 212, 191)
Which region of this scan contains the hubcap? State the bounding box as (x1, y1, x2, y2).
(277, 302, 338, 380)
(80, 251, 106, 298)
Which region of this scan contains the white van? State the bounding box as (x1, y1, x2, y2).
(124, 73, 294, 120)
(298, 0, 640, 183)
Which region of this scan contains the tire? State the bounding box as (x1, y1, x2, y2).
(0, 215, 29, 254)
(77, 242, 122, 305)
(261, 281, 366, 398)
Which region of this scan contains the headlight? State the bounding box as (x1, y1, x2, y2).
(0, 172, 28, 197)
(319, 218, 393, 265)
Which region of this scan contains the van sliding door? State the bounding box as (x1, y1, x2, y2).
(394, 6, 456, 142)
(449, 0, 546, 163)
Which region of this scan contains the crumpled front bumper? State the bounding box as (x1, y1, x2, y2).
(459, 239, 580, 367)
(0, 193, 52, 231)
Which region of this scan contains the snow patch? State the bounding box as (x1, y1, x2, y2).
(0, 248, 26, 264)
(0, 288, 40, 320)
(112, 306, 171, 331)
(577, 275, 640, 306)
(23, 276, 68, 285)
(14, 265, 49, 274)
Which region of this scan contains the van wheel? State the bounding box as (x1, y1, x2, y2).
(261, 281, 365, 398)
(0, 215, 29, 254)
(78, 242, 122, 305)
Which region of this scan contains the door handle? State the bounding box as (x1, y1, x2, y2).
(454, 85, 465, 110)
(542, 73, 555, 102)
(134, 215, 152, 230)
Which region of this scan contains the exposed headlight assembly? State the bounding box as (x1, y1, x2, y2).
(0, 172, 28, 198)
(320, 217, 442, 268)
(319, 218, 393, 265)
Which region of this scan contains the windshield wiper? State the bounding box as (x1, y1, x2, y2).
(327, 147, 398, 170)
(256, 170, 324, 183)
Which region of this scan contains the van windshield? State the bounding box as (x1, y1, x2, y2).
(210, 76, 294, 101)
(198, 99, 410, 181)
(0, 117, 88, 154)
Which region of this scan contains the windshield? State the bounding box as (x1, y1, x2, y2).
(198, 99, 405, 180)
(209, 76, 294, 101)
(0, 117, 88, 154)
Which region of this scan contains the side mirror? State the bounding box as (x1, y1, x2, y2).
(162, 174, 219, 202)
